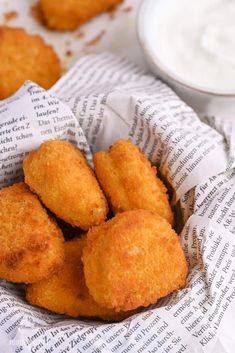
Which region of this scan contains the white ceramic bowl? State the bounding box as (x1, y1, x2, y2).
(137, 0, 235, 119)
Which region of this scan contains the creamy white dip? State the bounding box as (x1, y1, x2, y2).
(154, 0, 235, 91)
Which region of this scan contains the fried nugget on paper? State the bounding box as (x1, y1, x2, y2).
(93, 139, 173, 224)
(82, 210, 188, 312)
(23, 140, 108, 230)
(26, 237, 134, 321)
(0, 27, 61, 99)
(39, 0, 123, 31)
(0, 183, 64, 283)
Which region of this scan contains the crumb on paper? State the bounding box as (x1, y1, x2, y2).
(76, 30, 85, 39)
(109, 11, 115, 20)
(108, 0, 123, 12)
(123, 6, 133, 13)
(108, 7, 116, 20)
(3, 11, 18, 23)
(108, 0, 123, 20)
(30, 3, 44, 25)
(85, 30, 106, 46)
(65, 50, 73, 57)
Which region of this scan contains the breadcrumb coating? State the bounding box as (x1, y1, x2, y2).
(82, 210, 188, 311)
(0, 183, 64, 283)
(26, 237, 136, 321)
(23, 140, 108, 230)
(0, 27, 60, 99)
(93, 139, 173, 224)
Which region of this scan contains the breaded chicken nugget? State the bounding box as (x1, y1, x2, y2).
(23, 140, 108, 230)
(26, 237, 135, 321)
(93, 139, 173, 224)
(0, 27, 60, 99)
(40, 0, 123, 31)
(0, 183, 64, 283)
(82, 210, 188, 312)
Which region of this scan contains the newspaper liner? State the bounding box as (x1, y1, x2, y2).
(0, 53, 235, 353)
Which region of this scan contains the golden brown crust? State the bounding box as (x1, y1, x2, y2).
(0, 26, 61, 99)
(23, 140, 108, 230)
(26, 236, 136, 321)
(40, 0, 123, 31)
(93, 139, 173, 224)
(82, 210, 188, 311)
(0, 183, 64, 283)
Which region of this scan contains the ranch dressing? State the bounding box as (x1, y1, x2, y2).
(155, 0, 235, 91)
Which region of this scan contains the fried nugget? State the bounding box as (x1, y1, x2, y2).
(0, 27, 60, 99)
(82, 210, 188, 312)
(39, 0, 123, 31)
(23, 140, 108, 230)
(93, 139, 173, 224)
(0, 183, 64, 283)
(26, 237, 135, 321)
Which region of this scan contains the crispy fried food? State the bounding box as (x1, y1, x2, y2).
(39, 0, 123, 31)
(26, 237, 135, 321)
(93, 139, 173, 224)
(82, 210, 188, 312)
(0, 27, 60, 99)
(23, 140, 108, 230)
(0, 183, 64, 283)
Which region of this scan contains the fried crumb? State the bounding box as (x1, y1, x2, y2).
(108, 7, 116, 20)
(108, 0, 124, 19)
(30, 3, 44, 25)
(77, 30, 85, 39)
(65, 50, 73, 57)
(85, 30, 106, 46)
(3, 11, 18, 23)
(109, 12, 115, 20)
(123, 6, 132, 13)
(108, 0, 123, 12)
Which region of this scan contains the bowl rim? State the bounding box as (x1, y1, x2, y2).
(137, 0, 235, 98)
